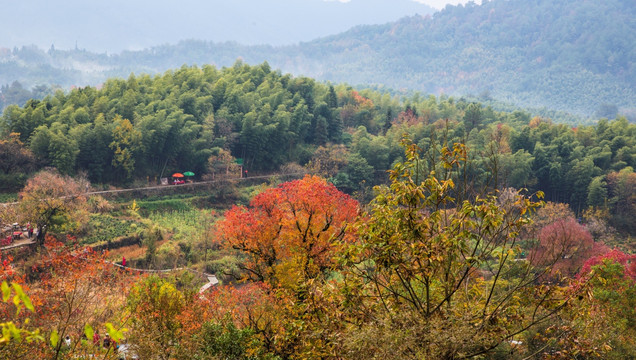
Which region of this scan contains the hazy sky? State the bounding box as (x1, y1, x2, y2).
(3, 0, 476, 52)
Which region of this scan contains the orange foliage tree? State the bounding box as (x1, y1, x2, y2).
(527, 201, 574, 235)
(217, 174, 359, 289)
(1, 237, 136, 359)
(213, 175, 359, 358)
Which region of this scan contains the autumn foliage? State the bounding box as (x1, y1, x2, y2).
(0, 236, 136, 359)
(0, 133, 36, 176)
(532, 217, 608, 279)
(551, 249, 636, 358)
(2, 138, 634, 359)
(578, 248, 636, 281)
(217, 174, 359, 288)
(17, 169, 89, 244)
(213, 175, 359, 357)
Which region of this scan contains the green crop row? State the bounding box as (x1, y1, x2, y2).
(148, 209, 218, 241)
(82, 214, 146, 245)
(136, 198, 191, 215)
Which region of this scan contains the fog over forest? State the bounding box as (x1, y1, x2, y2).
(0, 0, 434, 52)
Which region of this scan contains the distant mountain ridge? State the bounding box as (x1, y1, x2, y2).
(1, 0, 634, 118)
(0, 0, 434, 51)
(292, 0, 636, 116)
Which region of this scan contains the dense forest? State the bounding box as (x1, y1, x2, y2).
(1, 0, 634, 119)
(0, 59, 635, 358)
(1, 62, 635, 237)
(1, 144, 635, 359)
(1, 0, 635, 357)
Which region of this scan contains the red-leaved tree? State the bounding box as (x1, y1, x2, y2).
(578, 249, 636, 281)
(532, 217, 608, 280)
(561, 249, 636, 357)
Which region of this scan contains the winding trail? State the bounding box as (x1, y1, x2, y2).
(2, 173, 303, 289)
(81, 255, 220, 294)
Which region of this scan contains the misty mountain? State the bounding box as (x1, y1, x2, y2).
(1, 0, 634, 118)
(0, 0, 433, 52)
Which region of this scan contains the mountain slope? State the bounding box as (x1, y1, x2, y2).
(286, 0, 635, 115)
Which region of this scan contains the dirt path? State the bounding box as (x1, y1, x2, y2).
(1, 172, 305, 207)
(0, 237, 36, 250)
(97, 260, 219, 294)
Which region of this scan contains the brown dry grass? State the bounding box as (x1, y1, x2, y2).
(106, 239, 170, 262)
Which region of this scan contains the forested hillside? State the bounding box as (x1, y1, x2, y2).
(1, 0, 634, 119)
(2, 2, 635, 358)
(301, 0, 636, 116)
(2, 62, 635, 235)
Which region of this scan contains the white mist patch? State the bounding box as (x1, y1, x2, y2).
(411, 0, 481, 10)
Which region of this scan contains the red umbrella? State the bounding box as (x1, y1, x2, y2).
(172, 173, 184, 178)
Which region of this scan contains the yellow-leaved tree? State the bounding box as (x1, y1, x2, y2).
(338, 137, 573, 359)
(16, 169, 89, 246)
